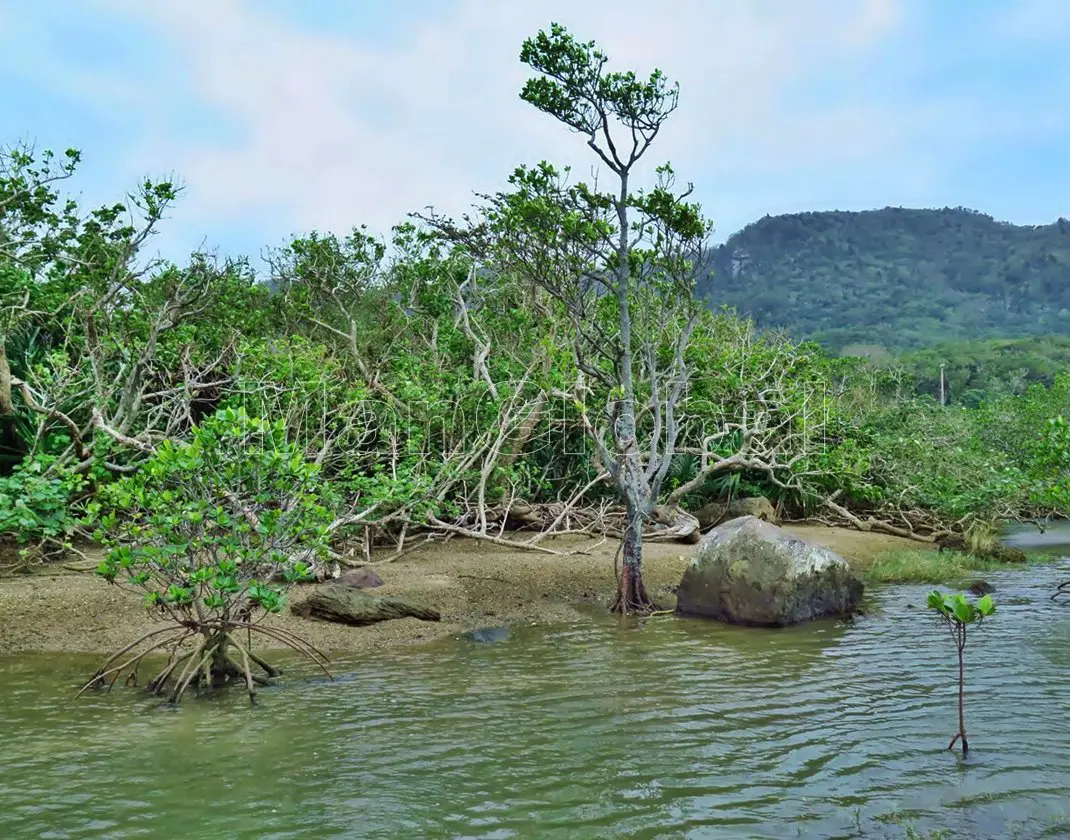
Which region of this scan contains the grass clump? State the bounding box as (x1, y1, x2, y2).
(862, 548, 1043, 585)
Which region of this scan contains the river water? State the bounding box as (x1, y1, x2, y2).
(3, 557, 1070, 838)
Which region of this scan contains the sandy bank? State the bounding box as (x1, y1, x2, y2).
(0, 525, 917, 656)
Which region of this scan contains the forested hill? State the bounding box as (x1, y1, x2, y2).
(699, 207, 1070, 353)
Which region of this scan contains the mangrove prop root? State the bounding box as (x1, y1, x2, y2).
(230, 642, 257, 703)
(81, 626, 189, 683)
(610, 562, 659, 616)
(172, 643, 218, 703)
(227, 638, 277, 679)
(169, 640, 210, 703)
(227, 636, 284, 700)
(245, 648, 282, 677)
(80, 619, 329, 704)
(230, 622, 333, 679)
(148, 649, 195, 694)
(75, 628, 190, 699)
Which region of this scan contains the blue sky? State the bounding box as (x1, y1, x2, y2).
(1, 0, 1068, 270)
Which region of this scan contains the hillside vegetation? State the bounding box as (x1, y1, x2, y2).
(896, 336, 1070, 405)
(701, 207, 1070, 352)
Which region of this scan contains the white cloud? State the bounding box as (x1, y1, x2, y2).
(93, 0, 910, 246)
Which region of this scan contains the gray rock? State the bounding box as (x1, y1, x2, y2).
(336, 567, 384, 588)
(693, 502, 728, 530)
(726, 496, 780, 525)
(291, 583, 440, 626)
(967, 579, 995, 596)
(676, 515, 863, 627)
(462, 626, 511, 643)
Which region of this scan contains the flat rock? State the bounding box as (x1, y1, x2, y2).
(676, 515, 863, 627)
(291, 583, 440, 626)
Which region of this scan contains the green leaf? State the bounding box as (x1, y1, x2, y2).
(951, 595, 974, 624)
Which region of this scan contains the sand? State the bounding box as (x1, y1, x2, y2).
(0, 525, 916, 656)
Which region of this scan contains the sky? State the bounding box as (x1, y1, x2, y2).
(1, 0, 1068, 269)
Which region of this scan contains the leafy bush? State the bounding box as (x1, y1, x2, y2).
(0, 455, 85, 563)
(82, 407, 339, 703)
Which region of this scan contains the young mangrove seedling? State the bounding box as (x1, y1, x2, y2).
(926, 589, 995, 755)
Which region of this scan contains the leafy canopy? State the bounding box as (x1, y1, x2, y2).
(519, 22, 679, 170)
(89, 407, 337, 617)
(927, 590, 996, 626)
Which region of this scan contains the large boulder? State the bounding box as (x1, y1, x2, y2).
(676, 516, 863, 626)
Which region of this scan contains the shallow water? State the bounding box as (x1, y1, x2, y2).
(1004, 519, 1070, 553)
(3, 563, 1070, 839)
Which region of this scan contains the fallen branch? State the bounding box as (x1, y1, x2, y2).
(427, 517, 564, 555)
(822, 495, 937, 544)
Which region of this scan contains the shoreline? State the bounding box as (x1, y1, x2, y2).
(0, 525, 927, 657)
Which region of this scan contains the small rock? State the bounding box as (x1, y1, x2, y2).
(462, 626, 510, 643)
(967, 579, 995, 596)
(726, 496, 780, 525)
(336, 567, 384, 589)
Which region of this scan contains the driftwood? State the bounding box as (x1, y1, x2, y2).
(291, 583, 440, 626)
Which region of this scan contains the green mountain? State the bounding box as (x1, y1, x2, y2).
(699, 207, 1070, 353)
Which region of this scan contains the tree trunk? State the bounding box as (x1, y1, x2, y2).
(957, 642, 968, 755)
(611, 496, 658, 614)
(0, 339, 13, 417)
(0, 337, 22, 466)
(948, 629, 969, 755)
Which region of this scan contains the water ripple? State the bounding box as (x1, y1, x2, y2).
(4, 561, 1070, 838)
